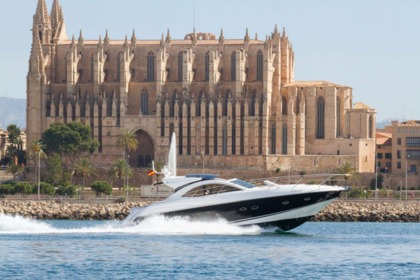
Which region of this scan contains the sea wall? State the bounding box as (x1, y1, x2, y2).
(0, 200, 419, 222)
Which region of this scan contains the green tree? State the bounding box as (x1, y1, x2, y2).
(336, 162, 361, 188)
(41, 122, 98, 169)
(370, 173, 383, 190)
(115, 129, 138, 159)
(91, 180, 112, 196)
(74, 158, 97, 198)
(45, 154, 63, 186)
(5, 163, 23, 181)
(28, 140, 47, 199)
(36, 182, 56, 195)
(108, 159, 132, 193)
(56, 185, 77, 197)
(1, 124, 25, 166)
(14, 182, 34, 195)
(6, 124, 22, 151)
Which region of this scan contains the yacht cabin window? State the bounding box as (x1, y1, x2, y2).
(183, 184, 241, 197)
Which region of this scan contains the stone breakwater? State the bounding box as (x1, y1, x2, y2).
(312, 201, 420, 222)
(0, 200, 419, 222)
(0, 200, 152, 220)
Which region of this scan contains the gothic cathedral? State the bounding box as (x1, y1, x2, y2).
(27, 0, 376, 174)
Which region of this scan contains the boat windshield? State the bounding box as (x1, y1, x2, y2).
(230, 179, 256, 188)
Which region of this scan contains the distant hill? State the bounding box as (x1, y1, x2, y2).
(0, 97, 26, 130)
(376, 118, 402, 129)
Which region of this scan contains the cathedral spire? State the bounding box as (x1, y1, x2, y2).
(166, 29, 171, 44)
(219, 28, 224, 44)
(78, 29, 84, 46)
(244, 28, 250, 44)
(160, 33, 165, 46)
(131, 29, 136, 45)
(50, 0, 61, 30)
(274, 24, 279, 35)
(98, 34, 103, 48)
(34, 0, 50, 26)
(71, 34, 75, 47)
(50, 0, 67, 41)
(33, 0, 51, 44)
(29, 26, 45, 78)
(104, 29, 110, 46)
(282, 27, 287, 39)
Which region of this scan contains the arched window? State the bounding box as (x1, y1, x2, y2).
(232, 124, 236, 155)
(282, 96, 287, 115)
(107, 95, 112, 117)
(336, 96, 340, 137)
(257, 50, 263, 81)
(138, 155, 145, 167)
(178, 52, 183, 82)
(271, 123, 276, 154)
(223, 91, 231, 116)
(46, 101, 51, 117)
(282, 124, 287, 154)
(171, 90, 177, 117)
(205, 52, 210, 81)
(231, 52, 236, 81)
(145, 155, 152, 167)
(169, 123, 174, 141)
(295, 95, 300, 114)
(222, 125, 228, 155)
(369, 115, 374, 139)
(317, 97, 325, 138)
(251, 91, 257, 116)
(147, 52, 155, 81)
(141, 89, 149, 115)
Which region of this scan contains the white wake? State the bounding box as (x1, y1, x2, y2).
(0, 214, 263, 235)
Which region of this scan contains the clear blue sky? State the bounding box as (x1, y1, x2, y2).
(1, 0, 419, 122)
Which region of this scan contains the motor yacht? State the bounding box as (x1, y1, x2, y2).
(125, 134, 348, 231)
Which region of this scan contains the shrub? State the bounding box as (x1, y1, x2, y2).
(347, 186, 370, 199)
(91, 181, 112, 196)
(14, 182, 34, 195)
(56, 185, 77, 197)
(39, 182, 56, 195)
(3, 180, 16, 187)
(0, 184, 16, 195)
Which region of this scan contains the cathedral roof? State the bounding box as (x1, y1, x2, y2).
(284, 80, 349, 88)
(353, 102, 370, 109)
(59, 39, 263, 46)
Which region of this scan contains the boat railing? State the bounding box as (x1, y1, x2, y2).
(249, 173, 350, 190)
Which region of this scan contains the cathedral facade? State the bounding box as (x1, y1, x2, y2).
(27, 0, 376, 174)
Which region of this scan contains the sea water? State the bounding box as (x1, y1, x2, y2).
(0, 214, 419, 280)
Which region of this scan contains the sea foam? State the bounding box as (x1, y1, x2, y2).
(0, 214, 262, 235)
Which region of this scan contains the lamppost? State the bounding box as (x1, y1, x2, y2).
(37, 150, 41, 200)
(405, 154, 410, 201)
(126, 155, 130, 199)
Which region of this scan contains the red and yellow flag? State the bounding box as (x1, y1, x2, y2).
(147, 170, 156, 176)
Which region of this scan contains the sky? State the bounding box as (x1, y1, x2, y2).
(0, 0, 419, 122)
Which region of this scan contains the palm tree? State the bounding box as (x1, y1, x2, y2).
(74, 158, 97, 198)
(28, 140, 47, 199)
(6, 163, 23, 181)
(336, 162, 360, 188)
(115, 129, 138, 159)
(108, 159, 131, 193)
